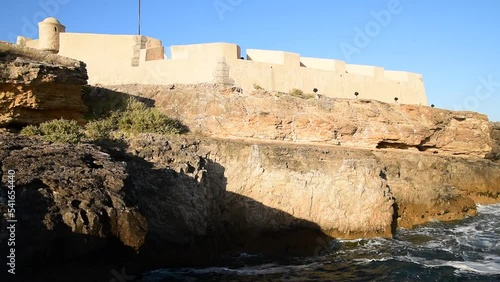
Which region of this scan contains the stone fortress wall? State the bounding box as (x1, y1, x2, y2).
(17, 17, 427, 105)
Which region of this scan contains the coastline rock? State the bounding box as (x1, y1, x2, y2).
(0, 133, 147, 266)
(0, 41, 88, 126)
(104, 84, 493, 158)
(0, 130, 498, 281)
(486, 122, 500, 162)
(126, 135, 395, 239)
(125, 134, 500, 238)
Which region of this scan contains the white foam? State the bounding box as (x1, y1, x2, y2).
(354, 257, 391, 264)
(147, 261, 325, 277)
(446, 260, 500, 275)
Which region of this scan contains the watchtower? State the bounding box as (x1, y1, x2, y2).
(38, 17, 66, 53)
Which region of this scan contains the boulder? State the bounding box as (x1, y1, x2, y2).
(0, 41, 88, 126)
(0, 133, 146, 267)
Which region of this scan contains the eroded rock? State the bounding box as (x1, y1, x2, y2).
(104, 84, 493, 158)
(0, 133, 146, 267)
(0, 41, 88, 126)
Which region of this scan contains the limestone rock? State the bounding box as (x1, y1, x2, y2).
(0, 41, 88, 126)
(486, 122, 500, 161)
(125, 134, 499, 239)
(103, 84, 493, 158)
(0, 133, 146, 266)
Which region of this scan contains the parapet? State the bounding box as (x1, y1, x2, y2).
(171, 42, 241, 61)
(300, 57, 346, 72)
(384, 70, 409, 82)
(246, 49, 301, 67)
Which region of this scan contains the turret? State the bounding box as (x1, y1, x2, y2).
(38, 17, 65, 53)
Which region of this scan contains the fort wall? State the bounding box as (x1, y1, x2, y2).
(14, 17, 427, 105)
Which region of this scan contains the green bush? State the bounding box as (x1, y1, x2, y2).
(19, 96, 188, 144)
(21, 119, 83, 143)
(84, 115, 119, 141)
(117, 99, 187, 135)
(20, 125, 41, 136)
(289, 88, 314, 99)
(253, 83, 263, 90)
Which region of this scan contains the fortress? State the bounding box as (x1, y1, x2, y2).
(16, 17, 427, 105)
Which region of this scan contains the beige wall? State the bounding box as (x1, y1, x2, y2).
(15, 25, 427, 105)
(247, 49, 301, 67)
(58, 33, 137, 84)
(300, 57, 345, 72)
(226, 53, 426, 105)
(171, 42, 240, 61)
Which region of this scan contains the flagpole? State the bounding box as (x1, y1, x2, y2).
(138, 0, 141, 35)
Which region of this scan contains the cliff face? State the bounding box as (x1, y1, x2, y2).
(87, 84, 499, 236)
(128, 135, 394, 239)
(2, 131, 498, 275)
(127, 135, 498, 237)
(107, 84, 493, 158)
(487, 122, 500, 161)
(0, 133, 147, 269)
(0, 41, 88, 126)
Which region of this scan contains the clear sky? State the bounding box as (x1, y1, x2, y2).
(1, 0, 499, 121)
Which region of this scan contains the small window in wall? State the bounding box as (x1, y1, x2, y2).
(54, 27, 57, 32)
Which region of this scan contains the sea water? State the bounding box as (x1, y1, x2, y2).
(139, 204, 500, 281)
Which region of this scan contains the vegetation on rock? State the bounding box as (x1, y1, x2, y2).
(21, 87, 189, 144)
(289, 88, 315, 99)
(21, 119, 83, 143)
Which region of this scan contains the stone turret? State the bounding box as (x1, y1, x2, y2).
(38, 17, 65, 53)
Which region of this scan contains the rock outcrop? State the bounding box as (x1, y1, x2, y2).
(487, 122, 500, 161)
(125, 134, 500, 238)
(1, 130, 498, 281)
(127, 135, 394, 239)
(0, 133, 147, 268)
(105, 84, 493, 158)
(0, 41, 87, 126)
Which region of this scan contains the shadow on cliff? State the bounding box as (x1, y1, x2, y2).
(0, 177, 137, 282)
(81, 86, 158, 118)
(100, 140, 336, 274)
(0, 125, 335, 281)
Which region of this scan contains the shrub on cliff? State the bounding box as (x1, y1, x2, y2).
(84, 115, 119, 141)
(21, 119, 83, 143)
(117, 99, 188, 135)
(19, 88, 190, 143)
(253, 83, 263, 90)
(289, 88, 314, 99)
(82, 87, 129, 120)
(84, 97, 188, 140)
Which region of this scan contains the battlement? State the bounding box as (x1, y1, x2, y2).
(14, 17, 427, 105)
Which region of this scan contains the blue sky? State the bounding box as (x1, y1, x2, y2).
(1, 0, 499, 121)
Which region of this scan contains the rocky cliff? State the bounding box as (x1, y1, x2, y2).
(0, 41, 87, 126)
(106, 84, 493, 158)
(487, 122, 500, 161)
(127, 134, 498, 235)
(0, 134, 147, 265)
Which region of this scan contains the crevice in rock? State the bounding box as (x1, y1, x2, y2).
(71, 200, 81, 208)
(80, 209, 89, 225)
(82, 153, 103, 169)
(376, 141, 413, 150)
(376, 139, 437, 152)
(391, 201, 399, 235)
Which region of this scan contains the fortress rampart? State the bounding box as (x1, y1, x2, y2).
(16, 17, 427, 105)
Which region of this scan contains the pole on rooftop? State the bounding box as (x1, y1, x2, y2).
(138, 0, 141, 35)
